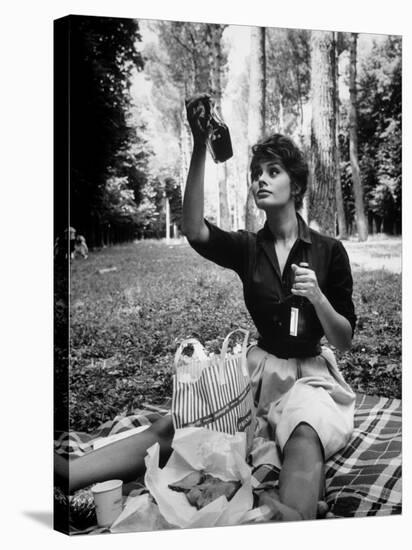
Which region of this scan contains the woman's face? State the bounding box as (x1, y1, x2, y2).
(251, 160, 294, 210)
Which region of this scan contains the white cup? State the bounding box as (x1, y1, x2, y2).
(91, 479, 123, 527)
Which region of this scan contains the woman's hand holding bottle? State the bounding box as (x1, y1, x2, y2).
(291, 263, 325, 306)
(185, 94, 211, 145)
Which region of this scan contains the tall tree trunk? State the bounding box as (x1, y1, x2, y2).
(245, 26, 266, 232)
(278, 88, 285, 133)
(349, 33, 368, 242)
(217, 162, 231, 229)
(333, 32, 348, 239)
(180, 100, 191, 197)
(165, 196, 170, 242)
(208, 24, 231, 230)
(234, 164, 243, 230)
(309, 31, 337, 236)
(300, 143, 311, 223)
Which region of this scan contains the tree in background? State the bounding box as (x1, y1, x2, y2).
(245, 25, 266, 232)
(68, 15, 148, 247)
(139, 27, 401, 239)
(69, 20, 401, 243)
(334, 32, 348, 239)
(222, 42, 250, 231)
(147, 20, 210, 196)
(165, 177, 183, 237)
(142, 20, 230, 226)
(309, 31, 337, 236)
(349, 33, 368, 241)
(264, 28, 312, 221)
(265, 28, 311, 139)
(357, 35, 401, 235)
(206, 24, 231, 229)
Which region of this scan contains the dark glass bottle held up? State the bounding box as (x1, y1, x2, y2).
(197, 96, 233, 163)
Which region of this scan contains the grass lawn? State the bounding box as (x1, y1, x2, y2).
(66, 237, 401, 432)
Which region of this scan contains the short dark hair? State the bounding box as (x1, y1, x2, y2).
(250, 134, 308, 210)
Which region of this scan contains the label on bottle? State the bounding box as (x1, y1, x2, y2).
(290, 307, 299, 337)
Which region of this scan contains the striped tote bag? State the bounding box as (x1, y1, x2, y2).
(171, 329, 255, 453)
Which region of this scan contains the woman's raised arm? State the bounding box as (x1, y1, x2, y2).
(182, 95, 211, 243)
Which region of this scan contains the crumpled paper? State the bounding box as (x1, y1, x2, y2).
(110, 492, 174, 533)
(144, 428, 254, 529)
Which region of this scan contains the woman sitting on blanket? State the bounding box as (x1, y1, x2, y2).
(55, 94, 357, 521)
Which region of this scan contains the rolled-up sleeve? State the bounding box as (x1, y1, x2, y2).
(188, 219, 247, 277)
(325, 240, 357, 336)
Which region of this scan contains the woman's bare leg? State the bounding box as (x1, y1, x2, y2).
(259, 422, 324, 521)
(278, 422, 324, 519)
(55, 415, 174, 493)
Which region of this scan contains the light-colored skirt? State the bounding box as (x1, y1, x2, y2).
(247, 345, 356, 461)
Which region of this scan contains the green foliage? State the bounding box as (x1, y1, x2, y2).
(265, 28, 311, 135)
(334, 35, 402, 234)
(68, 15, 151, 245)
(339, 159, 355, 225)
(68, 241, 401, 433)
(102, 176, 139, 225)
(137, 20, 229, 229)
(165, 177, 183, 228)
(356, 36, 401, 232)
(133, 176, 162, 237)
(142, 21, 227, 132)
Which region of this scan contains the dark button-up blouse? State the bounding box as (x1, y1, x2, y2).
(189, 214, 356, 359)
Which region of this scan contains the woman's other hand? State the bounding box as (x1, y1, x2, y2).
(291, 263, 352, 352)
(291, 263, 325, 306)
(185, 94, 211, 144)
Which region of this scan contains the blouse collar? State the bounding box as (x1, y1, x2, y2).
(258, 212, 312, 244)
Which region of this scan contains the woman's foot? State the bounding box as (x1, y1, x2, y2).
(258, 489, 329, 521)
(258, 489, 303, 521)
(316, 500, 329, 518)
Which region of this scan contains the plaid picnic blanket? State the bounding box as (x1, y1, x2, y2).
(55, 393, 401, 525)
(325, 393, 401, 517)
